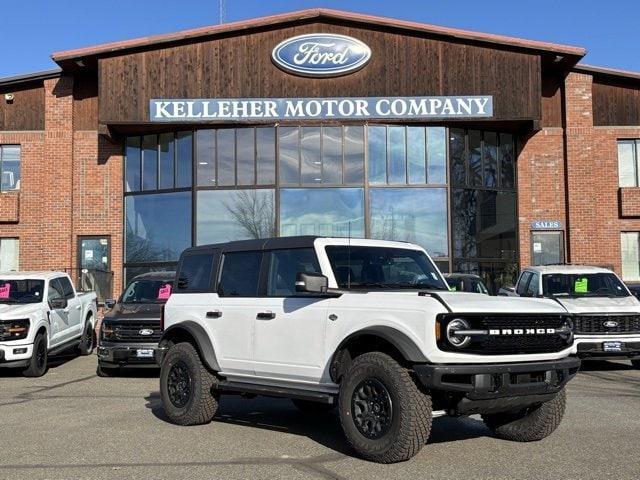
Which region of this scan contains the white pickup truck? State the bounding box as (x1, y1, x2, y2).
(514, 265, 640, 367)
(157, 237, 580, 463)
(0, 271, 97, 377)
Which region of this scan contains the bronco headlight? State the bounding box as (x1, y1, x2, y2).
(446, 318, 472, 348)
(0, 319, 30, 341)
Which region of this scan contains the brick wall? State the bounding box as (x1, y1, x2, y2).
(619, 187, 640, 217)
(0, 75, 124, 296)
(517, 128, 567, 267)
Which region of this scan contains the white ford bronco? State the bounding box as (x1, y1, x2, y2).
(157, 237, 580, 463)
(0, 271, 97, 377)
(515, 265, 640, 367)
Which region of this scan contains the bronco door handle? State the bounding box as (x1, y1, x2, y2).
(256, 311, 276, 320)
(206, 310, 222, 319)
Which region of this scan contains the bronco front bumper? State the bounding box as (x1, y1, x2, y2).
(414, 357, 581, 415)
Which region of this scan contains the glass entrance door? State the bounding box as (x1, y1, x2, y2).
(78, 236, 112, 302)
(531, 231, 564, 266)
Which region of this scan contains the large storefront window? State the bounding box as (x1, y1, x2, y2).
(125, 192, 191, 264)
(280, 188, 365, 237)
(449, 129, 517, 293)
(124, 125, 517, 289)
(197, 189, 275, 244)
(370, 188, 448, 257)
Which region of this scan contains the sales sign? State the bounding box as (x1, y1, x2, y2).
(149, 96, 493, 122)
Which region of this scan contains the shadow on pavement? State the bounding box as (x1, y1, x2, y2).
(579, 360, 634, 372)
(144, 392, 490, 456)
(0, 351, 81, 377)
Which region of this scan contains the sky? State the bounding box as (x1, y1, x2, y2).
(1, 0, 638, 78)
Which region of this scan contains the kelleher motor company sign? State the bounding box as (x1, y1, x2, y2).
(149, 33, 493, 122)
(149, 96, 493, 121)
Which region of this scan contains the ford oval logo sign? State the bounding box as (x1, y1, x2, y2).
(272, 33, 371, 77)
(603, 320, 619, 328)
(139, 328, 154, 336)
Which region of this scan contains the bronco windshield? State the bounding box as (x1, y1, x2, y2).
(542, 273, 629, 298)
(325, 246, 448, 290)
(121, 279, 173, 304)
(0, 279, 45, 304)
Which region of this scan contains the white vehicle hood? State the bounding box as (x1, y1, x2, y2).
(551, 295, 640, 314)
(433, 291, 566, 314)
(0, 303, 43, 318)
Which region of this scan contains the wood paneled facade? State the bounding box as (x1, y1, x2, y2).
(96, 21, 545, 128)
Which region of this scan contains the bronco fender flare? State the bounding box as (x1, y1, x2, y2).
(159, 321, 220, 372)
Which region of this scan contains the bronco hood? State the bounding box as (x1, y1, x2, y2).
(431, 291, 568, 314)
(551, 295, 640, 314)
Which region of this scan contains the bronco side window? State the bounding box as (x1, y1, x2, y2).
(176, 250, 217, 293)
(266, 248, 321, 296)
(218, 251, 262, 297)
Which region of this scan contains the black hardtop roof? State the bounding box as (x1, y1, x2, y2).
(184, 236, 321, 254)
(443, 273, 483, 279)
(131, 271, 176, 282)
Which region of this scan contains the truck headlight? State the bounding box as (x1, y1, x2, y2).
(446, 318, 472, 348)
(0, 319, 30, 341)
(101, 322, 114, 340)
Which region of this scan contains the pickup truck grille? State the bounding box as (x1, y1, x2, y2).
(573, 315, 640, 335)
(110, 321, 162, 342)
(438, 314, 572, 355)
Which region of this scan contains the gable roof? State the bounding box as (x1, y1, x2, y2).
(51, 8, 586, 65)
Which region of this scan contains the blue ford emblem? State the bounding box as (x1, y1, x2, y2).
(272, 33, 371, 77)
(603, 320, 619, 328)
(139, 328, 154, 336)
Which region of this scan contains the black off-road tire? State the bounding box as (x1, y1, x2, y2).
(338, 352, 432, 463)
(23, 332, 48, 378)
(78, 318, 95, 356)
(631, 359, 640, 369)
(482, 389, 567, 442)
(160, 342, 219, 426)
(96, 364, 119, 377)
(291, 398, 336, 415)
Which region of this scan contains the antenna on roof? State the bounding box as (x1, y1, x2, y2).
(347, 222, 352, 290)
(219, 0, 226, 24)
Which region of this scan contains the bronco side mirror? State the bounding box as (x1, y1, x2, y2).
(295, 272, 328, 294)
(104, 298, 116, 309)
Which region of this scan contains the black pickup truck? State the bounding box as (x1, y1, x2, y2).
(96, 271, 174, 377)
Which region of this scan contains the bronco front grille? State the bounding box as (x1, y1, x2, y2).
(573, 315, 640, 335)
(111, 321, 162, 342)
(437, 314, 572, 355)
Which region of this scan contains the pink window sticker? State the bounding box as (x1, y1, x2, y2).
(0, 283, 11, 299)
(158, 283, 172, 300)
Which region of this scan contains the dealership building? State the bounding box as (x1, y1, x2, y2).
(1, 8, 640, 298)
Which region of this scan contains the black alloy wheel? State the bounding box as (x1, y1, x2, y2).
(351, 378, 394, 440)
(167, 360, 192, 408)
(35, 340, 47, 370)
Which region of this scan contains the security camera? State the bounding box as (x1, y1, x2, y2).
(4, 93, 14, 102)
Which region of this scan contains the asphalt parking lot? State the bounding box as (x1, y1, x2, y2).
(1, 355, 639, 480)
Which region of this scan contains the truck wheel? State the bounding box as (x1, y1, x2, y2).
(291, 398, 336, 415)
(631, 360, 640, 369)
(23, 333, 48, 378)
(338, 352, 432, 463)
(482, 389, 566, 442)
(160, 342, 219, 426)
(78, 319, 95, 356)
(96, 364, 119, 377)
